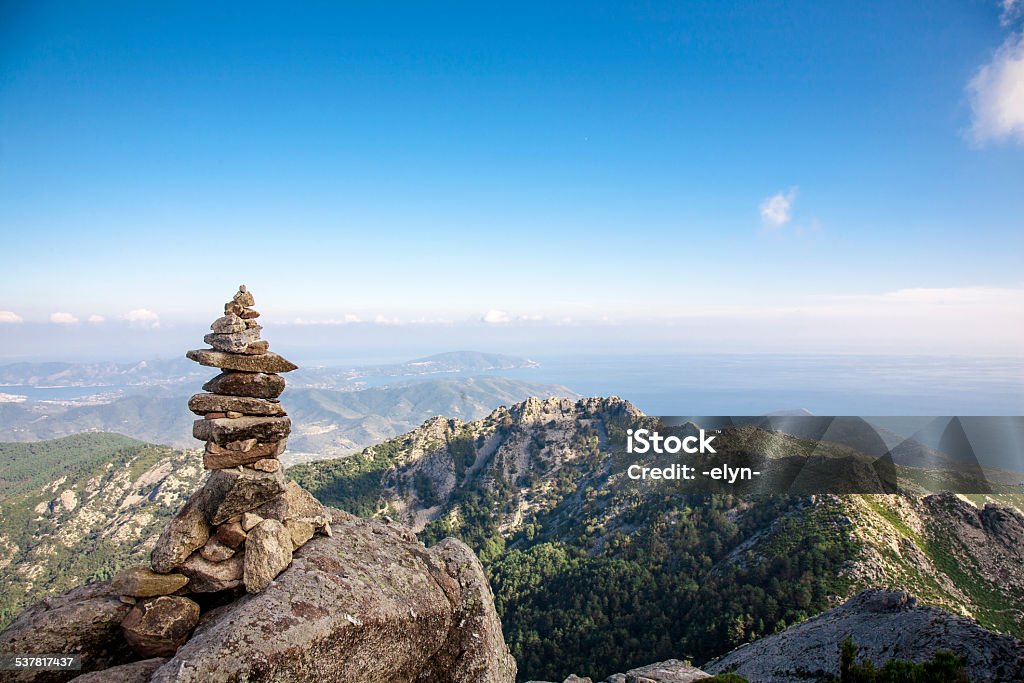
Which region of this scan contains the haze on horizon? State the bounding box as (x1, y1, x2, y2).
(1, 2, 1022, 359)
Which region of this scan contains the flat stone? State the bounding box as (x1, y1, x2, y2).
(192, 416, 291, 446)
(210, 438, 259, 452)
(204, 439, 287, 469)
(243, 519, 293, 593)
(202, 371, 285, 398)
(69, 657, 168, 683)
(284, 520, 314, 550)
(188, 349, 296, 373)
(151, 485, 214, 573)
(213, 521, 247, 549)
(233, 287, 255, 307)
(203, 328, 261, 354)
(250, 458, 280, 473)
(180, 551, 244, 593)
(239, 308, 260, 319)
(210, 313, 245, 334)
(205, 466, 287, 525)
(120, 596, 200, 658)
(204, 412, 227, 419)
(241, 512, 264, 531)
(283, 480, 330, 531)
(240, 340, 269, 355)
(253, 495, 289, 522)
(111, 566, 189, 598)
(199, 537, 236, 563)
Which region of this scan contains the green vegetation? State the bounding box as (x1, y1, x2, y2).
(481, 494, 856, 679)
(0, 434, 195, 629)
(299, 411, 864, 681)
(290, 438, 407, 516)
(0, 433, 148, 498)
(838, 637, 969, 682)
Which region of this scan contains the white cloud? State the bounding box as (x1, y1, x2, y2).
(482, 309, 512, 324)
(1003, 0, 1022, 25)
(50, 312, 79, 324)
(87, 314, 105, 323)
(967, 31, 1024, 144)
(123, 308, 160, 328)
(759, 187, 798, 228)
(0, 311, 23, 324)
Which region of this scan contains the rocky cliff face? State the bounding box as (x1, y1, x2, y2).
(704, 589, 1024, 682)
(0, 508, 515, 683)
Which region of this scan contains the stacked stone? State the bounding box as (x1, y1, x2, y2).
(109, 286, 331, 659)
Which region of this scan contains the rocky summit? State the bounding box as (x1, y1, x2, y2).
(0, 509, 516, 683)
(704, 589, 1024, 683)
(0, 286, 516, 682)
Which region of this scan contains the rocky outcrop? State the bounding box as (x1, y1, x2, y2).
(600, 661, 710, 683)
(0, 582, 134, 682)
(704, 588, 1024, 682)
(146, 508, 513, 682)
(528, 660, 710, 683)
(1, 287, 515, 681)
(922, 493, 1024, 597)
(528, 663, 712, 683)
(0, 509, 515, 683)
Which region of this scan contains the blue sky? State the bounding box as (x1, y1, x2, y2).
(1, 1, 1022, 357)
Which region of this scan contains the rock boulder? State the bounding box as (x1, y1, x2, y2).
(0, 583, 133, 682)
(704, 588, 1024, 683)
(147, 509, 515, 683)
(120, 596, 200, 657)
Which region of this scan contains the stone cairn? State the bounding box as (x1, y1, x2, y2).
(109, 286, 331, 658)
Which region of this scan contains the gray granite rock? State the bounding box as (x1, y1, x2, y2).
(704, 588, 1024, 683)
(0, 582, 134, 682)
(192, 416, 291, 446)
(202, 371, 285, 398)
(243, 519, 293, 593)
(187, 349, 297, 373)
(203, 439, 287, 469)
(210, 314, 245, 334)
(148, 510, 516, 683)
(111, 566, 188, 598)
(203, 328, 262, 354)
(150, 484, 215, 573)
(120, 596, 199, 658)
(205, 466, 287, 525)
(180, 551, 244, 593)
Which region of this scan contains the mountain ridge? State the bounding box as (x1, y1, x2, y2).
(291, 396, 1024, 680)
